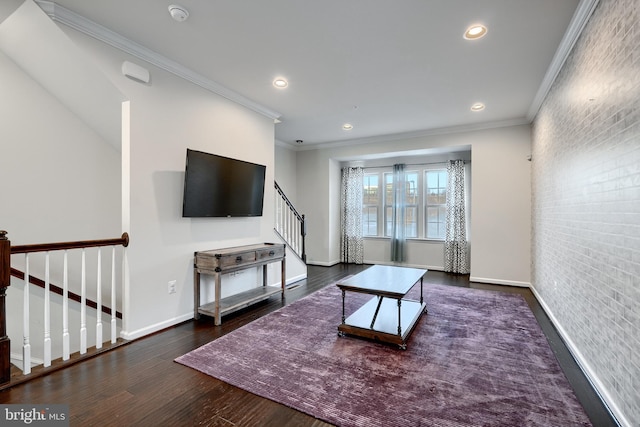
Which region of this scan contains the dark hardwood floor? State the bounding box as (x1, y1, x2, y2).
(0, 264, 618, 426)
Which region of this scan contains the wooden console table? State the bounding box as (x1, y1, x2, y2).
(194, 243, 286, 325)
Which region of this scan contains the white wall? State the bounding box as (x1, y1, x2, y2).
(274, 142, 298, 204)
(0, 7, 121, 246)
(531, 0, 639, 424)
(2, 1, 298, 341)
(296, 124, 532, 286)
(1, 3, 124, 359)
(59, 29, 282, 338)
(470, 127, 531, 286)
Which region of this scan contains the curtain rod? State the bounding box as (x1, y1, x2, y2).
(358, 160, 468, 170)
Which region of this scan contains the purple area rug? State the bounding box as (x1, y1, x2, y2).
(175, 283, 591, 427)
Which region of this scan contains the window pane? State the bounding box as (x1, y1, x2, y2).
(385, 206, 392, 237)
(363, 175, 378, 204)
(426, 191, 439, 205)
(427, 223, 438, 239)
(439, 171, 447, 187)
(405, 172, 418, 204)
(427, 171, 438, 189)
(362, 206, 378, 236)
(425, 169, 448, 240)
(385, 174, 393, 204)
(405, 206, 417, 238)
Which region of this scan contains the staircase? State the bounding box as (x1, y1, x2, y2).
(274, 182, 306, 263)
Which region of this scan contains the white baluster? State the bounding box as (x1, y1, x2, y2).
(285, 206, 290, 241)
(274, 192, 279, 233)
(95, 248, 103, 349)
(80, 249, 87, 354)
(62, 250, 70, 360)
(110, 246, 117, 344)
(43, 252, 51, 367)
(121, 244, 129, 338)
(22, 254, 31, 374)
(278, 198, 283, 234)
(276, 196, 281, 234)
(295, 219, 300, 253)
(287, 206, 293, 242)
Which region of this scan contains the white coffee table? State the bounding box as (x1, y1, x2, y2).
(336, 265, 427, 350)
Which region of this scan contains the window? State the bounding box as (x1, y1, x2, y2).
(362, 166, 448, 240)
(425, 170, 447, 239)
(405, 172, 419, 238)
(362, 174, 379, 236)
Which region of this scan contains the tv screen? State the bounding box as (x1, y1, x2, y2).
(182, 149, 266, 217)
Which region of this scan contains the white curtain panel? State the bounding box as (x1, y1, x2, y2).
(340, 167, 364, 264)
(445, 160, 469, 274)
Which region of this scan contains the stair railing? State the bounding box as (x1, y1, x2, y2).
(274, 182, 306, 262)
(0, 230, 129, 384)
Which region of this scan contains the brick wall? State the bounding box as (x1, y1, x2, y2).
(531, 0, 640, 425)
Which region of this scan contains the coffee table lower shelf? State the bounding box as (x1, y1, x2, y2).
(338, 296, 427, 350)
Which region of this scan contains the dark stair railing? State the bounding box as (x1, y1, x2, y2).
(274, 182, 306, 262)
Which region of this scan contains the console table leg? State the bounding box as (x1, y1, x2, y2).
(193, 269, 200, 320)
(262, 264, 267, 288)
(214, 272, 222, 326)
(281, 257, 286, 298)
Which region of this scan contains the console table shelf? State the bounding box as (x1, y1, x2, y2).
(194, 243, 286, 325)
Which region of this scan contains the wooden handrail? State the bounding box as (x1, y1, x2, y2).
(0, 230, 129, 384)
(7, 232, 128, 320)
(11, 232, 129, 254)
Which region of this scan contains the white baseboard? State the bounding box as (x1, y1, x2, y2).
(121, 312, 194, 340)
(470, 276, 531, 288)
(530, 286, 629, 427)
(283, 274, 306, 286)
(121, 279, 305, 341)
(306, 260, 341, 267)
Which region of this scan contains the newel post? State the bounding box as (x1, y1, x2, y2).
(0, 230, 11, 383)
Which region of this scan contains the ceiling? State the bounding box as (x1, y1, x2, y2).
(16, 0, 585, 148)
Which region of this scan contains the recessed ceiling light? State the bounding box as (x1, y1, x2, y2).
(342, 123, 353, 131)
(471, 103, 485, 112)
(168, 5, 189, 22)
(273, 78, 288, 88)
(464, 24, 487, 40)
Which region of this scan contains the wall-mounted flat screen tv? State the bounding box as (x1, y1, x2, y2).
(182, 148, 266, 217)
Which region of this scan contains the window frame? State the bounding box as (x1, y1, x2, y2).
(362, 165, 448, 241)
(362, 172, 381, 237)
(424, 168, 448, 240)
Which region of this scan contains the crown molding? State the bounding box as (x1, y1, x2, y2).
(293, 117, 529, 151)
(526, 0, 600, 121)
(34, 1, 282, 121)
